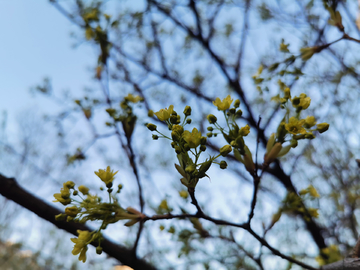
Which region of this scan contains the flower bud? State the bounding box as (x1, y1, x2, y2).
(234, 99, 240, 108)
(305, 133, 316, 139)
(220, 161, 227, 169)
(235, 110, 243, 118)
(186, 118, 192, 124)
(65, 206, 80, 217)
(229, 108, 236, 114)
(170, 115, 178, 124)
(78, 185, 89, 195)
(146, 123, 157, 131)
(172, 124, 184, 134)
(64, 181, 75, 189)
(304, 116, 316, 128)
(316, 123, 329, 133)
(220, 145, 232, 157)
(200, 136, 207, 145)
(239, 125, 250, 136)
(183, 106, 192, 116)
(207, 114, 217, 124)
(106, 182, 113, 189)
(184, 144, 190, 151)
(200, 145, 206, 151)
(171, 131, 180, 141)
(152, 134, 159, 140)
(96, 246, 103, 255)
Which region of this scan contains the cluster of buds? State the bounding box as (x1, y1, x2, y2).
(105, 93, 144, 139)
(207, 96, 255, 175)
(264, 86, 329, 166)
(53, 166, 144, 262)
(147, 105, 228, 188)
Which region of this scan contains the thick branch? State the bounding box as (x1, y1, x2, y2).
(320, 258, 360, 270)
(0, 174, 156, 270)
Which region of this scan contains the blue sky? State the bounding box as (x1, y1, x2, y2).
(0, 1, 92, 133)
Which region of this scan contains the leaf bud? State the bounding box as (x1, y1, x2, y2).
(185, 164, 196, 174)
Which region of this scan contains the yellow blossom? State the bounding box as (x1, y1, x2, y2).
(212, 95, 233, 111)
(71, 230, 94, 263)
(308, 185, 320, 198)
(316, 245, 342, 266)
(182, 128, 202, 148)
(154, 105, 174, 121)
(124, 93, 143, 103)
(94, 166, 118, 185)
(53, 193, 71, 205)
(308, 208, 319, 218)
(292, 93, 311, 110)
(285, 117, 306, 135)
(179, 190, 188, 199)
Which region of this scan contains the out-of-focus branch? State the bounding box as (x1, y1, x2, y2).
(0, 174, 157, 270)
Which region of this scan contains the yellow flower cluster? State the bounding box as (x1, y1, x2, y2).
(71, 230, 95, 263)
(182, 128, 202, 148)
(124, 93, 143, 103)
(316, 245, 342, 266)
(94, 166, 118, 186)
(154, 105, 174, 121)
(53, 181, 75, 205)
(285, 117, 306, 135)
(291, 93, 311, 111)
(212, 95, 233, 111)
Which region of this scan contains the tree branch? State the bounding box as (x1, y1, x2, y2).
(0, 174, 156, 270)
